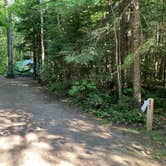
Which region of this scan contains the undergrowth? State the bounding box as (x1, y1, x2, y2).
(46, 78, 154, 125)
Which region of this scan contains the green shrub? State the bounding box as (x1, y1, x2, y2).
(68, 79, 97, 96)
(48, 81, 68, 97)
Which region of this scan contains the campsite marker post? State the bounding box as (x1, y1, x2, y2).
(146, 98, 154, 131)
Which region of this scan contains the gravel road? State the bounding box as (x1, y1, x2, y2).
(0, 77, 162, 166)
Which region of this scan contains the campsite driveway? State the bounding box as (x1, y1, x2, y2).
(0, 77, 163, 166)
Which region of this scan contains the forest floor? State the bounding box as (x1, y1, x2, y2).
(0, 77, 165, 166)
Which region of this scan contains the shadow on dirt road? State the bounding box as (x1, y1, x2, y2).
(0, 77, 163, 166)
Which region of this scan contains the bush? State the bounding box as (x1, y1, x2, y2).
(47, 77, 146, 125)
(68, 79, 97, 99)
(48, 81, 68, 97)
(76, 90, 146, 124)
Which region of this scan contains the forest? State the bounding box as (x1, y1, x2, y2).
(0, 0, 165, 164)
(0, 0, 165, 124)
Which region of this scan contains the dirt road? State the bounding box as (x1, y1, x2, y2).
(0, 77, 162, 166)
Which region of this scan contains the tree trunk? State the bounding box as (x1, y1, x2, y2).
(120, 0, 131, 88)
(39, 0, 45, 70)
(5, 0, 14, 78)
(131, 0, 141, 107)
(109, 0, 122, 102)
(33, 33, 38, 80)
(7, 14, 14, 78)
(163, 56, 166, 86)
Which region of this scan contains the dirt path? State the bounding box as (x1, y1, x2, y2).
(0, 77, 163, 166)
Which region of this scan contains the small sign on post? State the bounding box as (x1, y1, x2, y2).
(146, 98, 154, 131)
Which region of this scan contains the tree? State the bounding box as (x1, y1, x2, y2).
(131, 0, 141, 106)
(16, 0, 41, 79)
(4, 0, 164, 123)
(5, 0, 14, 78)
(39, 0, 45, 70)
(109, 0, 122, 102)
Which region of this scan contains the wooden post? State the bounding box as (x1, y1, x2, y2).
(146, 98, 154, 131)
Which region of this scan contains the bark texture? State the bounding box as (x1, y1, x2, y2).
(131, 0, 141, 106)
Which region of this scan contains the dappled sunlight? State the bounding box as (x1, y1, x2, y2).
(0, 77, 162, 165)
(0, 117, 26, 130)
(0, 108, 119, 165)
(0, 126, 107, 166)
(19, 137, 54, 166)
(0, 127, 56, 166)
(63, 118, 112, 139)
(10, 82, 29, 87)
(110, 153, 158, 166)
(0, 135, 23, 150)
(19, 150, 51, 166)
(58, 161, 74, 166)
(110, 154, 127, 165)
(0, 109, 33, 136)
(0, 108, 100, 165)
(0, 151, 13, 166)
(130, 143, 151, 157)
(25, 132, 39, 143)
(0, 79, 30, 88)
(0, 107, 160, 166)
